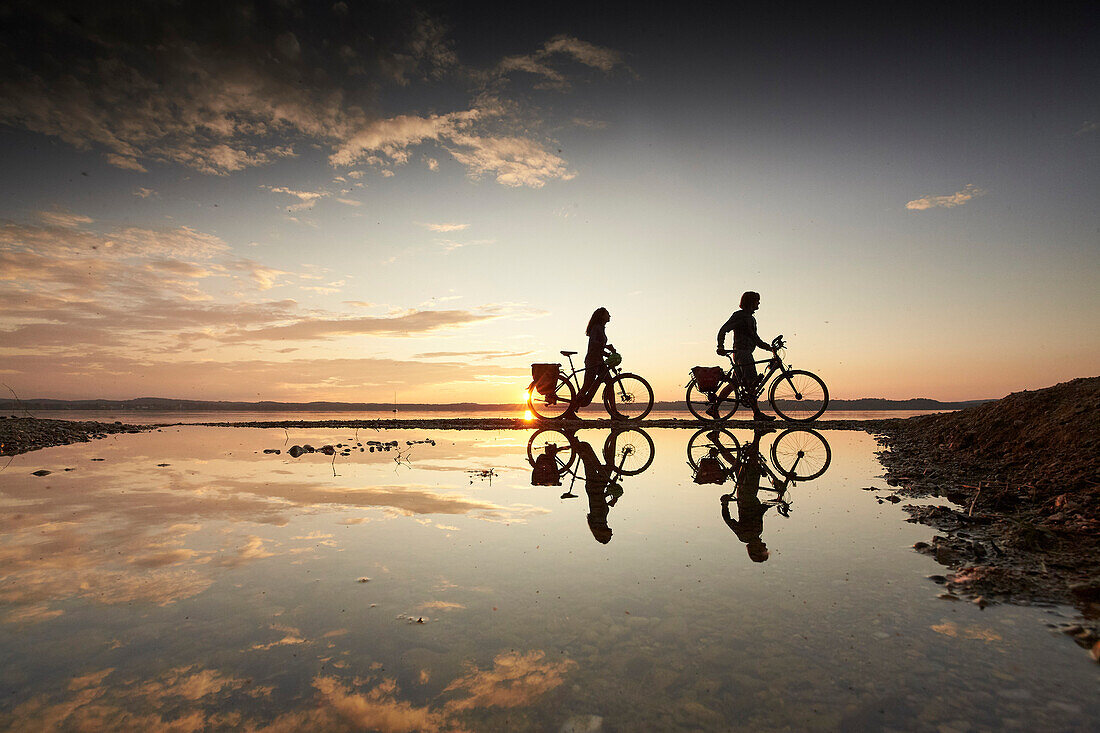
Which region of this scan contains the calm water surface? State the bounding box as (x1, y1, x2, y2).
(24, 408, 947, 424)
(0, 427, 1095, 731)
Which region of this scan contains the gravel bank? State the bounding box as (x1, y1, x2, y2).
(868, 377, 1100, 659)
(0, 417, 158, 456)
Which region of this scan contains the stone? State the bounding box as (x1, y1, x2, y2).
(560, 714, 603, 733)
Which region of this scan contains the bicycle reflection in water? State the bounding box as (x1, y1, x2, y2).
(687, 426, 832, 562)
(527, 427, 655, 544)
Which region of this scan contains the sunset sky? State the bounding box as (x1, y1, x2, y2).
(1, 1, 1097, 403)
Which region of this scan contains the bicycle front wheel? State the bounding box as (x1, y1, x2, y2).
(768, 370, 828, 422)
(685, 376, 739, 422)
(770, 428, 831, 480)
(602, 373, 654, 421)
(604, 428, 655, 475)
(526, 429, 576, 471)
(686, 427, 741, 470)
(527, 377, 576, 421)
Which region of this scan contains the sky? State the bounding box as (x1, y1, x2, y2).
(0, 0, 1097, 404)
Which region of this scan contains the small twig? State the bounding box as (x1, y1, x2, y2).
(3, 383, 32, 418)
(331, 452, 338, 477)
(283, 428, 289, 446)
(0, 453, 14, 474)
(967, 482, 982, 517)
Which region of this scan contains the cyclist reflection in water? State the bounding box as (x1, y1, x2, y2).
(574, 437, 621, 544)
(715, 291, 776, 421)
(565, 307, 615, 419)
(719, 428, 778, 562)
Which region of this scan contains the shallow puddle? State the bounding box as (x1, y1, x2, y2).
(0, 427, 1096, 731)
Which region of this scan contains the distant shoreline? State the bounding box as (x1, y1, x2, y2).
(0, 397, 992, 413)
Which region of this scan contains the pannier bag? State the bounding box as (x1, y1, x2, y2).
(531, 363, 561, 398)
(531, 445, 562, 486)
(693, 455, 727, 485)
(691, 366, 725, 393)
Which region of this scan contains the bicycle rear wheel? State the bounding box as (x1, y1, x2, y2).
(603, 428, 655, 475)
(768, 369, 828, 422)
(526, 429, 576, 471)
(527, 377, 576, 421)
(603, 373, 654, 421)
(770, 428, 831, 480)
(686, 427, 741, 470)
(685, 376, 739, 422)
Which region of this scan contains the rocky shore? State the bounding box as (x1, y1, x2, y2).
(0, 416, 157, 456)
(869, 377, 1100, 659)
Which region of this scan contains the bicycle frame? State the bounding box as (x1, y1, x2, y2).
(700, 433, 797, 496)
(718, 351, 799, 402)
(560, 353, 623, 394)
(542, 431, 634, 497)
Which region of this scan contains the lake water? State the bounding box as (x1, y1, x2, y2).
(0, 426, 1095, 731)
(18, 408, 948, 424)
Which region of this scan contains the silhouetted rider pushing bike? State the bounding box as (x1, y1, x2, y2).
(715, 290, 775, 421)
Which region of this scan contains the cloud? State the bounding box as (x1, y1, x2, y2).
(133, 187, 157, 198)
(36, 210, 94, 228)
(0, 352, 530, 400)
(496, 35, 627, 88)
(335, 198, 362, 207)
(905, 184, 986, 211)
(0, 3, 458, 176)
(419, 222, 468, 232)
(328, 109, 483, 167)
(412, 350, 533, 360)
(1076, 121, 1098, 135)
(263, 185, 328, 211)
(219, 309, 504, 343)
(0, 6, 623, 189)
(447, 135, 575, 188)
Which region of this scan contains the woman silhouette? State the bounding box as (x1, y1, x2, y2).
(568, 307, 615, 416)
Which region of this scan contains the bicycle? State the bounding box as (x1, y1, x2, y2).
(685, 336, 828, 423)
(527, 427, 655, 500)
(527, 426, 655, 478)
(527, 349, 654, 422)
(686, 426, 832, 482)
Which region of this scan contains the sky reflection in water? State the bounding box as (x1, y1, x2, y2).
(0, 427, 1096, 731)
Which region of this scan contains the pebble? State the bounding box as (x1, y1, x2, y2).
(560, 714, 603, 733)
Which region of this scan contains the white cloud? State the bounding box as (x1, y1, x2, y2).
(335, 198, 362, 207)
(262, 186, 328, 211)
(905, 184, 986, 211)
(448, 135, 575, 188)
(1076, 121, 1098, 136)
(133, 187, 157, 198)
(36, 210, 95, 228)
(419, 222, 468, 232)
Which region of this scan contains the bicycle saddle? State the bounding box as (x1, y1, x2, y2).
(560, 350, 578, 356)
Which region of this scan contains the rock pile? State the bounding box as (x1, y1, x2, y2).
(873, 376, 1100, 624)
(0, 417, 152, 456)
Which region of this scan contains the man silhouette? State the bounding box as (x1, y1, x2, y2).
(715, 291, 776, 421)
(719, 427, 779, 562)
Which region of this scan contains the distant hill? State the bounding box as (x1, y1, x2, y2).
(0, 396, 994, 412)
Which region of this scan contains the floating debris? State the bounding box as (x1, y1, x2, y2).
(357, 577, 371, 583)
(263, 448, 281, 454)
(31, 469, 51, 476)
